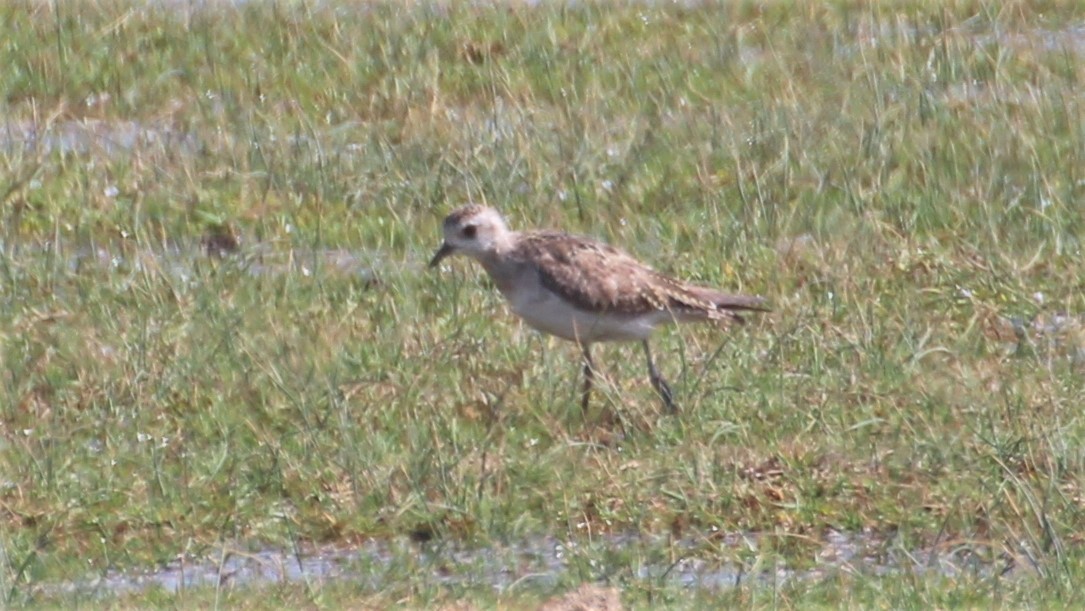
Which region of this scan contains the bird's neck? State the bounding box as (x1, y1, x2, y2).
(481, 228, 518, 259)
(475, 231, 524, 294)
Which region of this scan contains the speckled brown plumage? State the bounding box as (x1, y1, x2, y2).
(515, 230, 767, 322)
(442, 204, 488, 229)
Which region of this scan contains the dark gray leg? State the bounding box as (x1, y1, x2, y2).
(581, 343, 594, 411)
(642, 340, 677, 413)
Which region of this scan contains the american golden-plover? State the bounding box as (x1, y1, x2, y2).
(430, 205, 768, 413)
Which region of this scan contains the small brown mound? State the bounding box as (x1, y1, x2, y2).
(201, 223, 241, 257)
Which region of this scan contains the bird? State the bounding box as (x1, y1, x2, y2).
(429, 205, 768, 413)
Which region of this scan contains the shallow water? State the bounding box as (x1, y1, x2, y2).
(0, 119, 201, 157)
(1, 238, 380, 286)
(37, 530, 1023, 598)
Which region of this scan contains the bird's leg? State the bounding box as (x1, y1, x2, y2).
(642, 340, 677, 413)
(580, 343, 594, 411)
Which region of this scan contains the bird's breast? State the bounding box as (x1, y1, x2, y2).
(504, 280, 659, 343)
(478, 257, 663, 343)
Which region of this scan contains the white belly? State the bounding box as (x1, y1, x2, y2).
(501, 280, 665, 344)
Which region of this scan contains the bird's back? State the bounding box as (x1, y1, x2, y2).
(511, 231, 765, 323)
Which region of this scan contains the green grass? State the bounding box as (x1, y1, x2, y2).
(3, 0, 1085, 607)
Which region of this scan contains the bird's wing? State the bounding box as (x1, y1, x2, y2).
(516, 231, 726, 317)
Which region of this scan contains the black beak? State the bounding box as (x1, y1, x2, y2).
(429, 242, 455, 268)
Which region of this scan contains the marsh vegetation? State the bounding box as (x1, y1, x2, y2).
(2, 0, 1085, 607)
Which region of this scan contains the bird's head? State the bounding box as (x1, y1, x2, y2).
(429, 205, 510, 267)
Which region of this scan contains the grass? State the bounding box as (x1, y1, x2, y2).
(2, 0, 1085, 606)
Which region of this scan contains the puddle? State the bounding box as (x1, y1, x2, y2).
(970, 23, 1085, 56)
(1, 238, 380, 287)
(32, 530, 1025, 599)
(997, 313, 1085, 364)
(0, 118, 372, 162)
(0, 119, 201, 157)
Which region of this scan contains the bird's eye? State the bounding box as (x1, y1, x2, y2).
(461, 225, 478, 239)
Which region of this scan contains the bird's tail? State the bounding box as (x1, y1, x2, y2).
(684, 287, 770, 324)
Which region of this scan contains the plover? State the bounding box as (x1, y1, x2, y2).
(429, 205, 768, 413)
